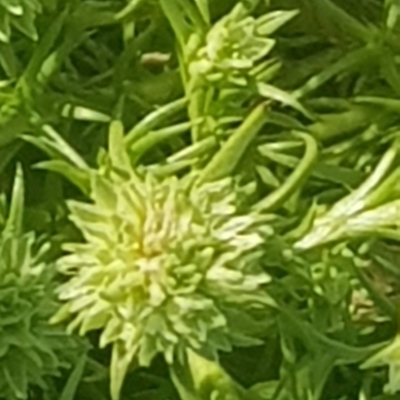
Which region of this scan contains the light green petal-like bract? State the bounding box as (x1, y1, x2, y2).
(52, 126, 272, 400)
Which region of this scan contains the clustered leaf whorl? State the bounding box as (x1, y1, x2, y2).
(0, 166, 81, 400)
(188, 4, 296, 85)
(52, 126, 272, 400)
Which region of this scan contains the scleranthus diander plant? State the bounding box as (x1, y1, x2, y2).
(51, 121, 273, 400)
(0, 165, 83, 400)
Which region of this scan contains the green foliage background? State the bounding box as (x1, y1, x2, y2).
(2, 0, 400, 399)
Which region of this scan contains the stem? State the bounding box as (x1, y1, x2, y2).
(198, 102, 269, 184)
(254, 132, 318, 212)
(308, 105, 376, 142)
(125, 97, 188, 145)
(130, 120, 198, 163)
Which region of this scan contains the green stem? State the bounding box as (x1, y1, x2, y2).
(20, 7, 70, 90)
(304, 0, 372, 43)
(292, 46, 376, 99)
(124, 97, 188, 145)
(254, 132, 318, 212)
(308, 105, 376, 142)
(168, 136, 217, 163)
(198, 102, 269, 184)
(278, 305, 381, 363)
(329, 143, 397, 218)
(130, 120, 198, 162)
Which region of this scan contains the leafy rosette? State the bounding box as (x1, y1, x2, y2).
(51, 125, 272, 400)
(0, 0, 42, 43)
(189, 4, 297, 85)
(0, 165, 82, 400)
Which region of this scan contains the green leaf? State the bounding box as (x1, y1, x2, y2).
(125, 97, 188, 145)
(59, 354, 87, 400)
(292, 46, 377, 99)
(194, 0, 210, 25)
(0, 12, 11, 43)
(0, 42, 17, 78)
(304, 0, 373, 43)
(22, 123, 89, 170)
(110, 343, 136, 400)
(254, 132, 318, 212)
(130, 120, 198, 162)
(198, 103, 269, 184)
(4, 164, 24, 236)
(257, 82, 314, 119)
(33, 160, 90, 195)
(256, 10, 299, 36)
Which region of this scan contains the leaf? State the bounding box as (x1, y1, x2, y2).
(110, 342, 136, 400)
(256, 10, 299, 36)
(59, 354, 87, 400)
(354, 96, 400, 114)
(22, 123, 89, 170)
(292, 46, 377, 99)
(33, 160, 90, 194)
(130, 120, 197, 161)
(0, 42, 17, 78)
(4, 164, 24, 236)
(198, 103, 269, 184)
(386, 0, 400, 29)
(256, 165, 280, 188)
(61, 104, 110, 122)
(2, 357, 28, 399)
(167, 136, 217, 163)
(169, 357, 200, 400)
(11, 6, 38, 41)
(258, 82, 314, 119)
(0, 142, 22, 176)
(124, 97, 188, 145)
(108, 120, 131, 171)
(194, 0, 210, 25)
(254, 132, 318, 212)
(304, 0, 373, 43)
(160, 0, 206, 50)
(0, 12, 11, 43)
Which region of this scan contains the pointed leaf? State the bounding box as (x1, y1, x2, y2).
(60, 354, 87, 400)
(5, 164, 24, 236)
(110, 342, 136, 400)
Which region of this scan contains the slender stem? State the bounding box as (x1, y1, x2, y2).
(124, 97, 188, 145)
(254, 132, 318, 212)
(198, 102, 269, 184)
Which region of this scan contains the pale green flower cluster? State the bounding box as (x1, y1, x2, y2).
(0, 166, 81, 400)
(52, 129, 271, 400)
(189, 4, 276, 83)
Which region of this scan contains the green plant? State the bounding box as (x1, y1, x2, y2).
(3, 1, 400, 400)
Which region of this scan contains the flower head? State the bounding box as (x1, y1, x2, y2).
(0, 165, 82, 400)
(189, 4, 275, 82)
(52, 125, 271, 400)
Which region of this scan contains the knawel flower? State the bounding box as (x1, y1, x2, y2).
(190, 4, 274, 82)
(0, 165, 83, 400)
(189, 4, 297, 85)
(51, 123, 272, 400)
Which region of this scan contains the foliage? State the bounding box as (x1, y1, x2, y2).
(3, 1, 400, 400)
